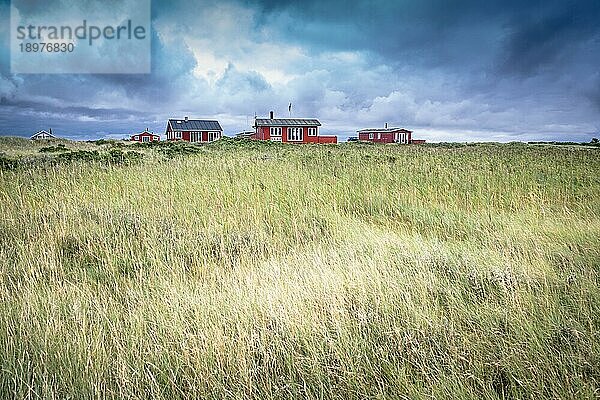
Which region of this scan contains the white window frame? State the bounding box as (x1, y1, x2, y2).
(369, 133, 374, 140)
(308, 127, 317, 136)
(208, 131, 220, 142)
(287, 127, 303, 142)
(134, 135, 139, 141)
(270, 127, 282, 137)
(189, 132, 200, 142)
(175, 131, 182, 139)
(377, 132, 381, 140)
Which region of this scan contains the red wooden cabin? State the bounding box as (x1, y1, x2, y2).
(165, 117, 223, 142)
(131, 130, 160, 142)
(252, 112, 337, 144)
(357, 126, 413, 144)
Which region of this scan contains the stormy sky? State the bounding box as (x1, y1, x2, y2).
(0, 0, 599, 141)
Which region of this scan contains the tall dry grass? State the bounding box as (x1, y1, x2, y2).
(0, 139, 599, 399)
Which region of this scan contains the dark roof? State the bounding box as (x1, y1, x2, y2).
(168, 119, 222, 131)
(254, 118, 321, 127)
(357, 128, 412, 133)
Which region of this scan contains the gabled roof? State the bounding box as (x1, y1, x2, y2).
(30, 130, 56, 139)
(357, 127, 412, 133)
(167, 119, 222, 132)
(254, 118, 321, 127)
(135, 130, 159, 135)
(131, 131, 159, 138)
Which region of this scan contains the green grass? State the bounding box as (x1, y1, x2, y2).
(0, 137, 599, 399)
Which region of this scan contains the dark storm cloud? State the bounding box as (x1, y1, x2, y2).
(250, 0, 600, 73)
(0, 97, 157, 138)
(89, 28, 199, 102)
(0, 25, 198, 122)
(0, 97, 146, 120)
(588, 74, 600, 112)
(497, 1, 600, 77)
(0, 1, 10, 76)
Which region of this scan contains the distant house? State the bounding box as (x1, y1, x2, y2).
(357, 125, 412, 144)
(30, 129, 57, 140)
(252, 111, 337, 144)
(131, 130, 160, 143)
(165, 117, 223, 143)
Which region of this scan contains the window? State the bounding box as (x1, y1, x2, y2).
(142, 136, 150, 142)
(175, 131, 182, 139)
(208, 131, 220, 141)
(134, 135, 139, 140)
(369, 133, 374, 140)
(190, 132, 201, 142)
(308, 127, 317, 136)
(270, 127, 282, 137)
(288, 127, 303, 141)
(377, 133, 381, 140)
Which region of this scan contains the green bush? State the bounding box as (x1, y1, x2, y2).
(39, 144, 68, 153)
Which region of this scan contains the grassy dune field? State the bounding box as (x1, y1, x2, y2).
(0, 137, 599, 399)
